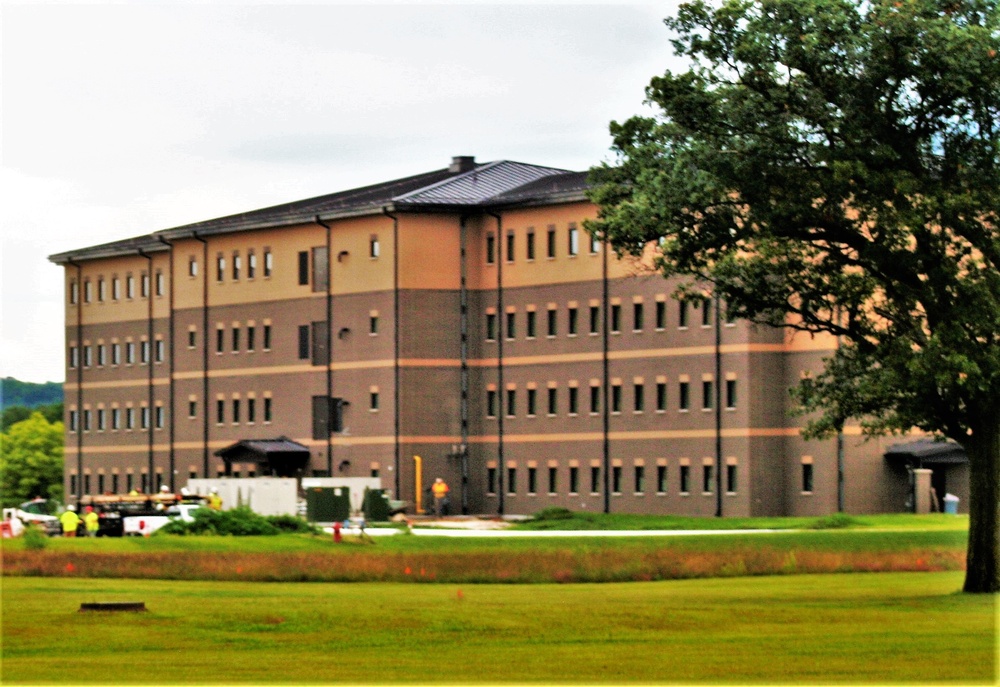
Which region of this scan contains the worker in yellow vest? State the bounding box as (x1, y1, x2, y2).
(432, 478, 450, 518)
(83, 506, 100, 537)
(207, 488, 223, 511)
(60, 505, 81, 537)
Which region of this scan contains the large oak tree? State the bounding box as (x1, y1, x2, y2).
(588, 0, 999, 592)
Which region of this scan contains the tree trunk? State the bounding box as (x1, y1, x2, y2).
(962, 417, 1000, 593)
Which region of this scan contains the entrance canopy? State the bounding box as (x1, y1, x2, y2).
(214, 437, 310, 477)
(884, 439, 968, 467)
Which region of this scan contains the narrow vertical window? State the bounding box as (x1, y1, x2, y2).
(69, 280, 79, 305)
(189, 256, 198, 277)
(590, 385, 601, 414)
(634, 465, 645, 493)
(216, 254, 225, 282)
(657, 465, 667, 493)
(633, 303, 644, 331)
(567, 224, 579, 256)
(486, 313, 497, 341)
(155, 340, 164, 363)
(216, 328, 224, 354)
(487, 467, 497, 494)
(702, 380, 714, 410)
(727, 464, 738, 493)
(247, 398, 256, 423)
(263, 324, 272, 350)
(679, 301, 688, 328)
(726, 379, 737, 409)
(548, 466, 557, 494)
(247, 251, 256, 279)
(486, 234, 496, 265)
(486, 390, 497, 418)
(569, 466, 579, 493)
(567, 307, 578, 336)
(506, 231, 515, 263)
(507, 467, 517, 494)
(216, 400, 225, 424)
(590, 466, 600, 493)
(264, 397, 273, 422)
(547, 387, 557, 415)
(546, 226, 556, 258)
(802, 462, 814, 493)
(527, 467, 537, 494)
(590, 305, 600, 334)
(97, 278, 105, 302)
(232, 327, 240, 352)
(526, 230, 535, 260)
(679, 381, 690, 410)
(155, 406, 164, 429)
(264, 249, 273, 277)
(126, 275, 134, 299)
(141, 273, 150, 298)
(298, 251, 309, 285)
(506, 389, 516, 417)
(611, 383, 622, 413)
(680, 465, 691, 493)
(610, 304, 621, 333)
(547, 309, 557, 337)
(187, 330, 197, 350)
(155, 271, 164, 296)
(527, 388, 537, 416)
(232, 252, 241, 281)
(568, 387, 579, 415)
(526, 311, 536, 338)
(506, 311, 516, 340)
(702, 299, 713, 327)
(370, 235, 380, 258)
(298, 325, 310, 359)
(634, 383, 644, 412)
(656, 382, 667, 411)
(84, 280, 92, 303)
(656, 301, 666, 329)
(703, 465, 714, 493)
(369, 315, 379, 335)
(232, 398, 240, 424)
(112, 278, 121, 300)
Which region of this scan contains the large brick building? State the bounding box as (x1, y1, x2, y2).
(50, 156, 968, 516)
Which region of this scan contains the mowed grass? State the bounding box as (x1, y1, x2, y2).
(2, 572, 994, 684)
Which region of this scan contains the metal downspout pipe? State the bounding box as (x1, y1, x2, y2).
(381, 208, 402, 500)
(714, 292, 723, 517)
(315, 217, 334, 477)
(602, 235, 611, 514)
(458, 215, 470, 515)
(157, 236, 176, 491)
(138, 249, 155, 491)
(191, 231, 210, 478)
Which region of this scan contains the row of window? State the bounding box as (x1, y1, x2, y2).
(68, 405, 164, 433)
(205, 395, 274, 426)
(485, 223, 594, 264)
(211, 323, 273, 354)
(70, 472, 166, 497)
(204, 247, 274, 283)
(486, 377, 737, 418)
(486, 462, 738, 496)
(69, 339, 164, 369)
(486, 299, 723, 341)
(69, 271, 164, 305)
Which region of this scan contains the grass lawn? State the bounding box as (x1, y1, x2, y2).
(1, 572, 994, 684)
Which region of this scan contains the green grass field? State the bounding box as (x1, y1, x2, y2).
(2, 572, 994, 684)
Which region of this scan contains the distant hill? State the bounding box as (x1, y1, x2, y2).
(1, 378, 62, 409)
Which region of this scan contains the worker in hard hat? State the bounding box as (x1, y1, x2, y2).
(432, 478, 450, 518)
(83, 506, 100, 537)
(60, 505, 82, 537)
(207, 488, 223, 511)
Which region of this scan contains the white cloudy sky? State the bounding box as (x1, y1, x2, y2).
(1, 1, 685, 385)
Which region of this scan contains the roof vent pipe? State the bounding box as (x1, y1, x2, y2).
(449, 156, 476, 173)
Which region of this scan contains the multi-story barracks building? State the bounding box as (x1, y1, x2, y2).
(50, 156, 969, 516)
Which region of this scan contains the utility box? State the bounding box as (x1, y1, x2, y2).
(943, 493, 960, 515)
(362, 488, 392, 522)
(305, 486, 351, 523)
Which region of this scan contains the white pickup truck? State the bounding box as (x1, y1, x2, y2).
(123, 503, 202, 537)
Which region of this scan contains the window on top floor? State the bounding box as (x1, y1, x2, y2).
(546, 226, 556, 258)
(568, 225, 579, 256)
(486, 233, 496, 265)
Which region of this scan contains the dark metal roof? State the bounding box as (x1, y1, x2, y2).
(49, 156, 590, 264)
(213, 437, 309, 459)
(884, 439, 968, 465)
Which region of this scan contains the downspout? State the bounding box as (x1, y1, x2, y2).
(157, 235, 176, 491)
(602, 234, 611, 514)
(458, 215, 469, 514)
(138, 249, 155, 491)
(67, 259, 84, 502)
(381, 207, 401, 499)
(191, 231, 210, 478)
(316, 217, 334, 477)
(714, 292, 723, 517)
(486, 211, 504, 516)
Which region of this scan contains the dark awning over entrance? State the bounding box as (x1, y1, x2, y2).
(884, 439, 968, 467)
(213, 437, 310, 477)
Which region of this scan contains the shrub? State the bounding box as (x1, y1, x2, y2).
(531, 507, 575, 522)
(158, 507, 279, 536)
(22, 525, 48, 550)
(810, 513, 862, 529)
(266, 514, 320, 534)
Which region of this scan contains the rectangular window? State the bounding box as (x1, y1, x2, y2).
(111, 343, 121, 365)
(568, 307, 578, 335)
(506, 232, 515, 263)
(298, 325, 310, 359)
(216, 399, 225, 424)
(112, 277, 121, 300)
(155, 271, 164, 296)
(97, 278, 105, 302)
(69, 280, 79, 305)
(264, 249, 273, 277)
(507, 467, 517, 495)
(657, 465, 667, 493)
(590, 466, 600, 493)
(246, 326, 256, 351)
(155, 340, 164, 363)
(96, 408, 105, 431)
(527, 388, 537, 416)
(247, 251, 256, 279)
(370, 391, 379, 411)
(140, 407, 150, 430)
(188, 400, 197, 418)
(702, 299, 713, 327)
(370, 235, 380, 258)
(126, 276, 134, 299)
(702, 380, 714, 410)
(802, 463, 814, 493)
(727, 464, 738, 493)
(125, 407, 134, 430)
(112, 474, 119, 493)
(155, 406, 164, 429)
(97, 345, 106, 366)
(568, 387, 579, 415)
(656, 301, 666, 329)
(680, 465, 691, 493)
(189, 257, 198, 277)
(569, 466, 579, 493)
(590, 305, 600, 334)
(125, 342, 135, 364)
(264, 397, 273, 422)
(703, 465, 714, 493)
(526, 311, 536, 338)
(84, 280, 92, 303)
(546, 226, 556, 258)
(216, 328, 224, 354)
(69, 346, 78, 369)
(547, 309, 557, 337)
(526, 230, 535, 260)
(590, 231, 601, 254)
(634, 465, 645, 493)
(547, 387, 557, 415)
(111, 408, 120, 430)
(247, 398, 256, 423)
(611, 384, 622, 413)
(486, 313, 497, 341)
(298, 251, 309, 286)
(590, 385, 601, 414)
(232, 398, 240, 424)
(506, 311, 516, 339)
(506, 389, 516, 417)
(726, 379, 737, 409)
(527, 467, 537, 494)
(610, 304, 621, 333)
(634, 383, 645, 412)
(656, 382, 667, 411)
(263, 324, 272, 350)
(679, 301, 689, 328)
(486, 390, 497, 418)
(613, 466, 623, 493)
(548, 466, 557, 494)
(140, 341, 150, 364)
(633, 303, 644, 331)
(312, 246, 329, 292)
(567, 225, 579, 256)
(216, 255, 225, 282)
(232, 252, 241, 281)
(369, 316, 379, 335)
(83, 346, 92, 367)
(486, 234, 496, 264)
(679, 382, 690, 410)
(487, 467, 497, 494)
(232, 327, 240, 352)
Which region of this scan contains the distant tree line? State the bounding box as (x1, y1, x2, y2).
(1, 378, 64, 507)
(2, 377, 62, 408)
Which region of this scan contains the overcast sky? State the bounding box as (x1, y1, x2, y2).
(1, 1, 685, 386)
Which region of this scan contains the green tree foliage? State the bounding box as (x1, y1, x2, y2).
(0, 412, 64, 508)
(2, 402, 63, 432)
(1, 378, 62, 408)
(588, 0, 999, 592)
